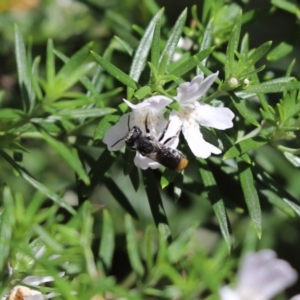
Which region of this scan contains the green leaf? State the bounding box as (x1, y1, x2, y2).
(56, 42, 93, 81)
(114, 36, 133, 56)
(141, 225, 155, 271)
(267, 42, 293, 61)
(125, 215, 144, 276)
(142, 169, 171, 239)
(167, 224, 198, 262)
(254, 164, 300, 217)
(170, 47, 214, 78)
(260, 189, 295, 216)
(122, 148, 135, 176)
(46, 39, 55, 86)
(160, 169, 177, 189)
(80, 149, 116, 199)
(31, 56, 43, 101)
(283, 152, 300, 167)
(174, 173, 184, 203)
(91, 51, 138, 90)
(103, 176, 138, 219)
(25, 192, 47, 223)
(238, 156, 262, 238)
(202, 0, 212, 23)
(271, 0, 300, 15)
(54, 48, 102, 98)
(225, 10, 242, 77)
(134, 86, 152, 100)
(39, 129, 90, 185)
(0, 109, 24, 120)
(52, 108, 116, 120)
(158, 8, 187, 74)
(0, 186, 14, 270)
(283, 199, 300, 217)
(45, 52, 96, 101)
(128, 8, 164, 98)
(151, 9, 163, 69)
(245, 80, 300, 93)
(247, 41, 272, 65)
(14, 24, 35, 112)
(230, 93, 260, 126)
(99, 209, 115, 270)
(198, 159, 232, 250)
(0, 149, 75, 214)
(223, 136, 268, 160)
(128, 163, 140, 192)
(240, 33, 249, 56)
(33, 224, 64, 252)
(197, 18, 213, 73)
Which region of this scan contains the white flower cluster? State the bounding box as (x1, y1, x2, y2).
(103, 72, 235, 170)
(220, 249, 300, 300)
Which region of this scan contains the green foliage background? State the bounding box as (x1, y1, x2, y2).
(1, 0, 300, 299)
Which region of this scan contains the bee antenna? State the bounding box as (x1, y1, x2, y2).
(127, 114, 130, 131)
(110, 115, 131, 148)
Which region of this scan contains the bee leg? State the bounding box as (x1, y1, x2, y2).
(163, 126, 182, 146)
(127, 114, 130, 131)
(144, 113, 150, 133)
(158, 121, 171, 142)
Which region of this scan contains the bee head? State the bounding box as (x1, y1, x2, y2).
(125, 126, 143, 150)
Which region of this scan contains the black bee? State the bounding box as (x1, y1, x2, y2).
(111, 115, 188, 171)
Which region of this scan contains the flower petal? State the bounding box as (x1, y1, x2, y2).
(177, 37, 193, 50)
(290, 295, 300, 300)
(134, 153, 161, 169)
(258, 260, 298, 299)
(22, 276, 54, 285)
(160, 113, 183, 148)
(198, 71, 219, 96)
(144, 95, 173, 113)
(238, 250, 298, 300)
(123, 96, 172, 113)
(192, 102, 234, 129)
(123, 99, 151, 110)
(176, 72, 219, 105)
(219, 286, 240, 300)
(103, 113, 131, 151)
(238, 250, 277, 287)
(182, 120, 221, 158)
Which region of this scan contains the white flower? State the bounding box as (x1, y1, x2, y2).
(5, 285, 43, 300)
(3, 275, 60, 300)
(103, 96, 180, 170)
(3, 247, 62, 300)
(220, 249, 299, 300)
(170, 72, 235, 158)
(173, 37, 194, 61)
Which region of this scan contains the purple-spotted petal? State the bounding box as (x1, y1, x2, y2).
(191, 102, 235, 129)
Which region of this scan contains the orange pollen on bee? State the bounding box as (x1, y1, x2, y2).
(176, 157, 189, 171)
